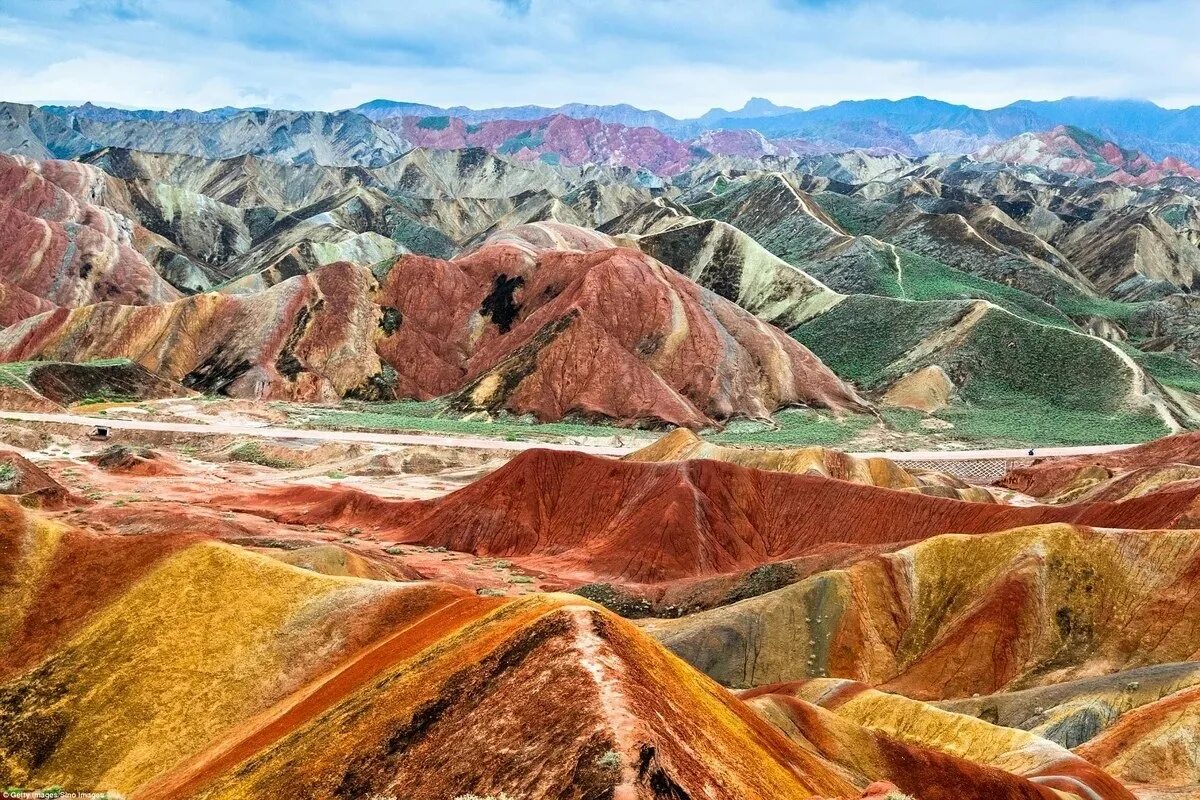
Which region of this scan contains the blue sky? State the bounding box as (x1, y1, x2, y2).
(0, 0, 1198, 114)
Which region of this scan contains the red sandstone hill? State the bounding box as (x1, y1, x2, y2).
(0, 261, 385, 402)
(2, 497, 1145, 800)
(391, 113, 695, 175)
(0, 153, 180, 308)
(0, 449, 71, 508)
(742, 679, 1135, 800)
(1000, 431, 1200, 497)
(0, 279, 55, 327)
(213, 448, 1200, 584)
(0, 498, 863, 799)
(378, 222, 866, 427)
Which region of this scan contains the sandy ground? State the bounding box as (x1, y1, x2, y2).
(0, 407, 1138, 461)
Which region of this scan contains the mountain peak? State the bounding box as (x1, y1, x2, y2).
(740, 97, 784, 114)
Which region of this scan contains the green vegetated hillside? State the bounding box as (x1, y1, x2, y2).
(678, 172, 1200, 446)
(792, 296, 1170, 444)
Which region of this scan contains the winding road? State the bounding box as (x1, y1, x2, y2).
(0, 410, 1139, 462)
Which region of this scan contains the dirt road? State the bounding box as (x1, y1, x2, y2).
(0, 410, 1140, 461)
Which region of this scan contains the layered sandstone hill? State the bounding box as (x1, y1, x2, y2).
(626, 428, 994, 501)
(647, 523, 1200, 697)
(1000, 430, 1200, 497)
(744, 679, 1134, 800)
(380, 222, 866, 427)
(0, 450, 70, 508)
(0, 280, 54, 327)
(213, 448, 1200, 584)
(1076, 682, 1200, 799)
(0, 498, 863, 799)
(0, 358, 191, 406)
(0, 154, 180, 307)
(0, 262, 385, 402)
(0, 493, 1154, 800)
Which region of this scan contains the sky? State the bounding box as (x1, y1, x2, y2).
(0, 0, 1198, 115)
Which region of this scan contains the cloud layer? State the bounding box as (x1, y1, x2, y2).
(2, 0, 1198, 114)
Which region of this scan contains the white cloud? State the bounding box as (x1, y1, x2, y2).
(0, 0, 1198, 114)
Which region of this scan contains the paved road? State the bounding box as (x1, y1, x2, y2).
(0, 410, 1142, 461)
(0, 411, 636, 456)
(851, 444, 1135, 461)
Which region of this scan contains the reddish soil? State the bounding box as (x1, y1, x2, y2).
(0, 278, 55, 326)
(0, 154, 180, 308)
(0, 502, 202, 678)
(211, 449, 1200, 584)
(1001, 431, 1200, 496)
(0, 449, 72, 507)
(378, 230, 867, 427)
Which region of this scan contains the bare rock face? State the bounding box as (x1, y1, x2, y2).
(0, 218, 864, 426)
(1057, 209, 1200, 300)
(881, 365, 954, 412)
(0, 261, 388, 402)
(395, 113, 695, 175)
(0, 279, 56, 327)
(70, 108, 412, 168)
(0, 154, 182, 308)
(977, 126, 1200, 186)
(0, 449, 70, 507)
(377, 222, 866, 428)
(626, 427, 990, 501)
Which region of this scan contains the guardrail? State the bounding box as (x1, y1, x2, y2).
(892, 457, 1035, 484)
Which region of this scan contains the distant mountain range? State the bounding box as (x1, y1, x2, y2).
(2, 96, 1198, 186)
(351, 96, 1200, 162)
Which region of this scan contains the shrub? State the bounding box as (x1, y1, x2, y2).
(228, 442, 294, 469)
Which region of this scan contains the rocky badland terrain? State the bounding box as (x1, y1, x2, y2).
(6, 95, 1200, 798)
(5, 418, 1200, 798)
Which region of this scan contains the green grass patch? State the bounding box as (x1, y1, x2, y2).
(416, 115, 451, 130)
(708, 408, 875, 447)
(948, 311, 1134, 413)
(301, 399, 651, 443)
(1051, 291, 1147, 325)
(792, 295, 973, 388)
(0, 357, 134, 389)
(1128, 348, 1200, 393)
(228, 442, 295, 469)
(812, 192, 891, 236)
(388, 216, 457, 259)
(498, 129, 545, 155)
(897, 250, 1071, 327)
(1160, 205, 1190, 228)
(931, 393, 1168, 446)
(878, 407, 926, 432)
(73, 393, 138, 406)
(0, 462, 16, 486)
